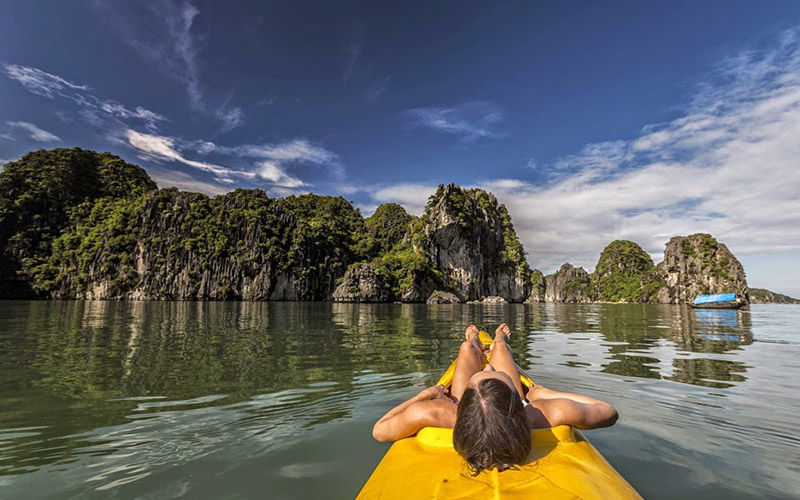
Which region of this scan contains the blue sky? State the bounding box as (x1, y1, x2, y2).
(1, 1, 799, 296)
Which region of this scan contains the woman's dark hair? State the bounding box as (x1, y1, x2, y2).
(452, 378, 531, 476)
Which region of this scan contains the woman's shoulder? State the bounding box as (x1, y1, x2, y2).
(419, 398, 458, 428)
(525, 398, 569, 429)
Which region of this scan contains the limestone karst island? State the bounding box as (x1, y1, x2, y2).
(1, 148, 752, 304)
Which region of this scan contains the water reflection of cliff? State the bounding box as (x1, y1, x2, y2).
(21, 302, 547, 404)
(597, 305, 752, 388)
(18, 302, 756, 404)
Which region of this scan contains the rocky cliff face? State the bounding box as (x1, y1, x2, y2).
(525, 269, 546, 303)
(332, 263, 389, 303)
(48, 188, 364, 300)
(543, 264, 593, 303)
(653, 234, 748, 304)
(413, 184, 530, 302)
(2, 149, 756, 305)
(3, 149, 533, 302)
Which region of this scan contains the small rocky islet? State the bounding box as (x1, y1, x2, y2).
(0, 148, 756, 303)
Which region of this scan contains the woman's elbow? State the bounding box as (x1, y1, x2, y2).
(372, 423, 388, 442)
(372, 421, 395, 442)
(601, 405, 619, 427)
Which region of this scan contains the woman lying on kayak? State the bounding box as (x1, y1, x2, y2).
(372, 323, 619, 475)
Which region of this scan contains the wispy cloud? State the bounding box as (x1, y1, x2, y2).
(125, 129, 253, 183)
(257, 161, 306, 188)
(196, 138, 340, 187)
(108, 0, 244, 131)
(2, 62, 167, 131)
(121, 0, 203, 110)
(404, 101, 505, 142)
(343, 43, 361, 84)
(2, 64, 88, 97)
(147, 166, 231, 196)
(372, 28, 800, 277)
(127, 131, 339, 189)
(365, 75, 391, 103)
(216, 105, 244, 132)
(190, 138, 338, 165)
(473, 27, 800, 272)
(4, 121, 60, 142)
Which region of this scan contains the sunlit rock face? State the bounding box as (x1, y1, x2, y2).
(333, 263, 389, 303)
(426, 290, 460, 304)
(653, 233, 749, 304)
(543, 263, 593, 303)
(412, 184, 531, 303)
(524, 269, 546, 303)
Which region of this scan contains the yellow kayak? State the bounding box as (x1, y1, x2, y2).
(358, 331, 641, 499)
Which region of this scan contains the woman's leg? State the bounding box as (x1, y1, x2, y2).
(451, 324, 485, 402)
(489, 323, 526, 399)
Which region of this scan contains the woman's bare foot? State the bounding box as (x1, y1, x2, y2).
(465, 324, 488, 352)
(491, 323, 511, 352)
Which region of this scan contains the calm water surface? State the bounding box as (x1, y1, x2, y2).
(0, 302, 798, 499)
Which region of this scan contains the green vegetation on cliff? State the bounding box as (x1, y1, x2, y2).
(357, 203, 441, 301)
(4, 148, 751, 304)
(0, 148, 155, 297)
(592, 240, 662, 302)
(0, 149, 373, 299)
(749, 288, 800, 304)
(358, 203, 414, 257)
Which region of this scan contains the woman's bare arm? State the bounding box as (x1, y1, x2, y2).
(527, 385, 619, 430)
(372, 386, 455, 442)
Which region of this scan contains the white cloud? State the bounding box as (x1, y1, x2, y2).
(216, 105, 244, 132)
(371, 183, 439, 216)
(233, 139, 338, 165)
(2, 63, 167, 131)
(125, 129, 254, 183)
(370, 27, 800, 284)
(258, 161, 306, 188)
(2, 64, 89, 97)
(147, 166, 231, 196)
(354, 203, 378, 216)
(404, 101, 505, 142)
(5, 121, 60, 142)
(188, 138, 340, 185)
(126, 130, 336, 190)
(475, 28, 800, 273)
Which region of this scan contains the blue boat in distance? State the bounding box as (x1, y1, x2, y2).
(691, 292, 747, 309)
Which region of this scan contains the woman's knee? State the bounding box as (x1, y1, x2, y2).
(491, 339, 512, 354)
(459, 340, 480, 357)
